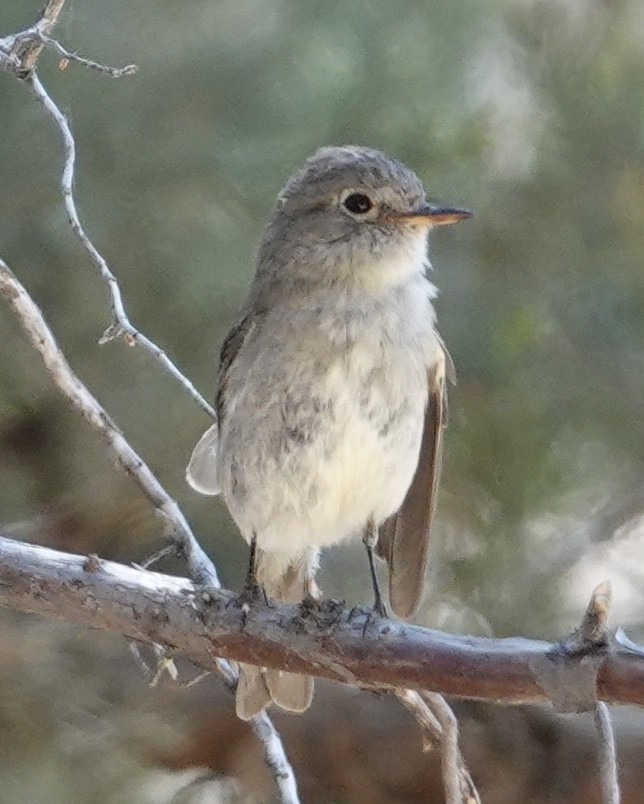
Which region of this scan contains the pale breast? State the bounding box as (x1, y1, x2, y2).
(218, 275, 440, 558)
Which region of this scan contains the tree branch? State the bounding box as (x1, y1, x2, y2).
(35, 34, 138, 77)
(595, 702, 620, 804)
(396, 690, 480, 804)
(0, 534, 643, 709)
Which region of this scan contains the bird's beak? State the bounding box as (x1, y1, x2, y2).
(395, 203, 473, 227)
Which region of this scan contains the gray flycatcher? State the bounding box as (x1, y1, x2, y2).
(186, 145, 471, 720)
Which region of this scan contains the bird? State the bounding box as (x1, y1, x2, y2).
(186, 145, 471, 719)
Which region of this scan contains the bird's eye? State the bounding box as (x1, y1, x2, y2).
(343, 193, 373, 215)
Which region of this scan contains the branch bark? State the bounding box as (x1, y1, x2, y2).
(0, 534, 643, 708)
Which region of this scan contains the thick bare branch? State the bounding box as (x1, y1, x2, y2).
(0, 534, 643, 708)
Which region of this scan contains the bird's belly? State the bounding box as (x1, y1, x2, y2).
(221, 346, 428, 559)
(238, 414, 422, 557)
(301, 407, 422, 547)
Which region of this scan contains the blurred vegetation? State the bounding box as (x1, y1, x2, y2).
(1, 0, 643, 800)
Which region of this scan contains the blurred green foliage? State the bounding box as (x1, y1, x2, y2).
(1, 0, 643, 641)
(1, 2, 644, 801)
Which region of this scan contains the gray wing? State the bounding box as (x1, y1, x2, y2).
(186, 312, 258, 496)
(215, 312, 258, 425)
(376, 358, 447, 619)
(186, 422, 221, 495)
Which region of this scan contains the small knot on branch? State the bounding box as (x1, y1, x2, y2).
(99, 321, 135, 345)
(529, 581, 613, 713)
(83, 553, 101, 572)
(579, 580, 612, 645)
(565, 580, 612, 652)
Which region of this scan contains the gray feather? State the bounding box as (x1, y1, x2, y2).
(265, 671, 314, 713)
(235, 665, 271, 721)
(377, 363, 446, 618)
(186, 424, 220, 496)
(186, 311, 260, 496)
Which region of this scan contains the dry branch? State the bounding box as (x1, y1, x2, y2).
(0, 534, 643, 710)
(397, 690, 480, 804)
(595, 702, 620, 804)
(0, 2, 214, 419)
(4, 0, 66, 75)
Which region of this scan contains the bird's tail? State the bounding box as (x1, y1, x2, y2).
(235, 549, 319, 721)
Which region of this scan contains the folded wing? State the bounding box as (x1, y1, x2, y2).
(377, 358, 447, 619)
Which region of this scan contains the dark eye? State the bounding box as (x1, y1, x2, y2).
(343, 193, 373, 215)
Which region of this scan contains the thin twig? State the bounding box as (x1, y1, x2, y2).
(614, 627, 644, 656)
(422, 692, 480, 804)
(188, 651, 299, 801)
(250, 710, 302, 803)
(396, 689, 480, 804)
(2, 29, 138, 78)
(181, 671, 213, 690)
(595, 702, 620, 804)
(137, 544, 178, 570)
(22, 72, 215, 419)
(395, 689, 442, 747)
(128, 641, 153, 678)
(422, 693, 461, 804)
(38, 34, 138, 77)
(149, 652, 179, 688)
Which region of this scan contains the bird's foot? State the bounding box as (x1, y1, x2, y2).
(372, 589, 388, 620)
(232, 575, 269, 630)
(295, 596, 345, 632)
(362, 597, 388, 637)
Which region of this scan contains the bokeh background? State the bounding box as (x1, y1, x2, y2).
(1, 0, 643, 801)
